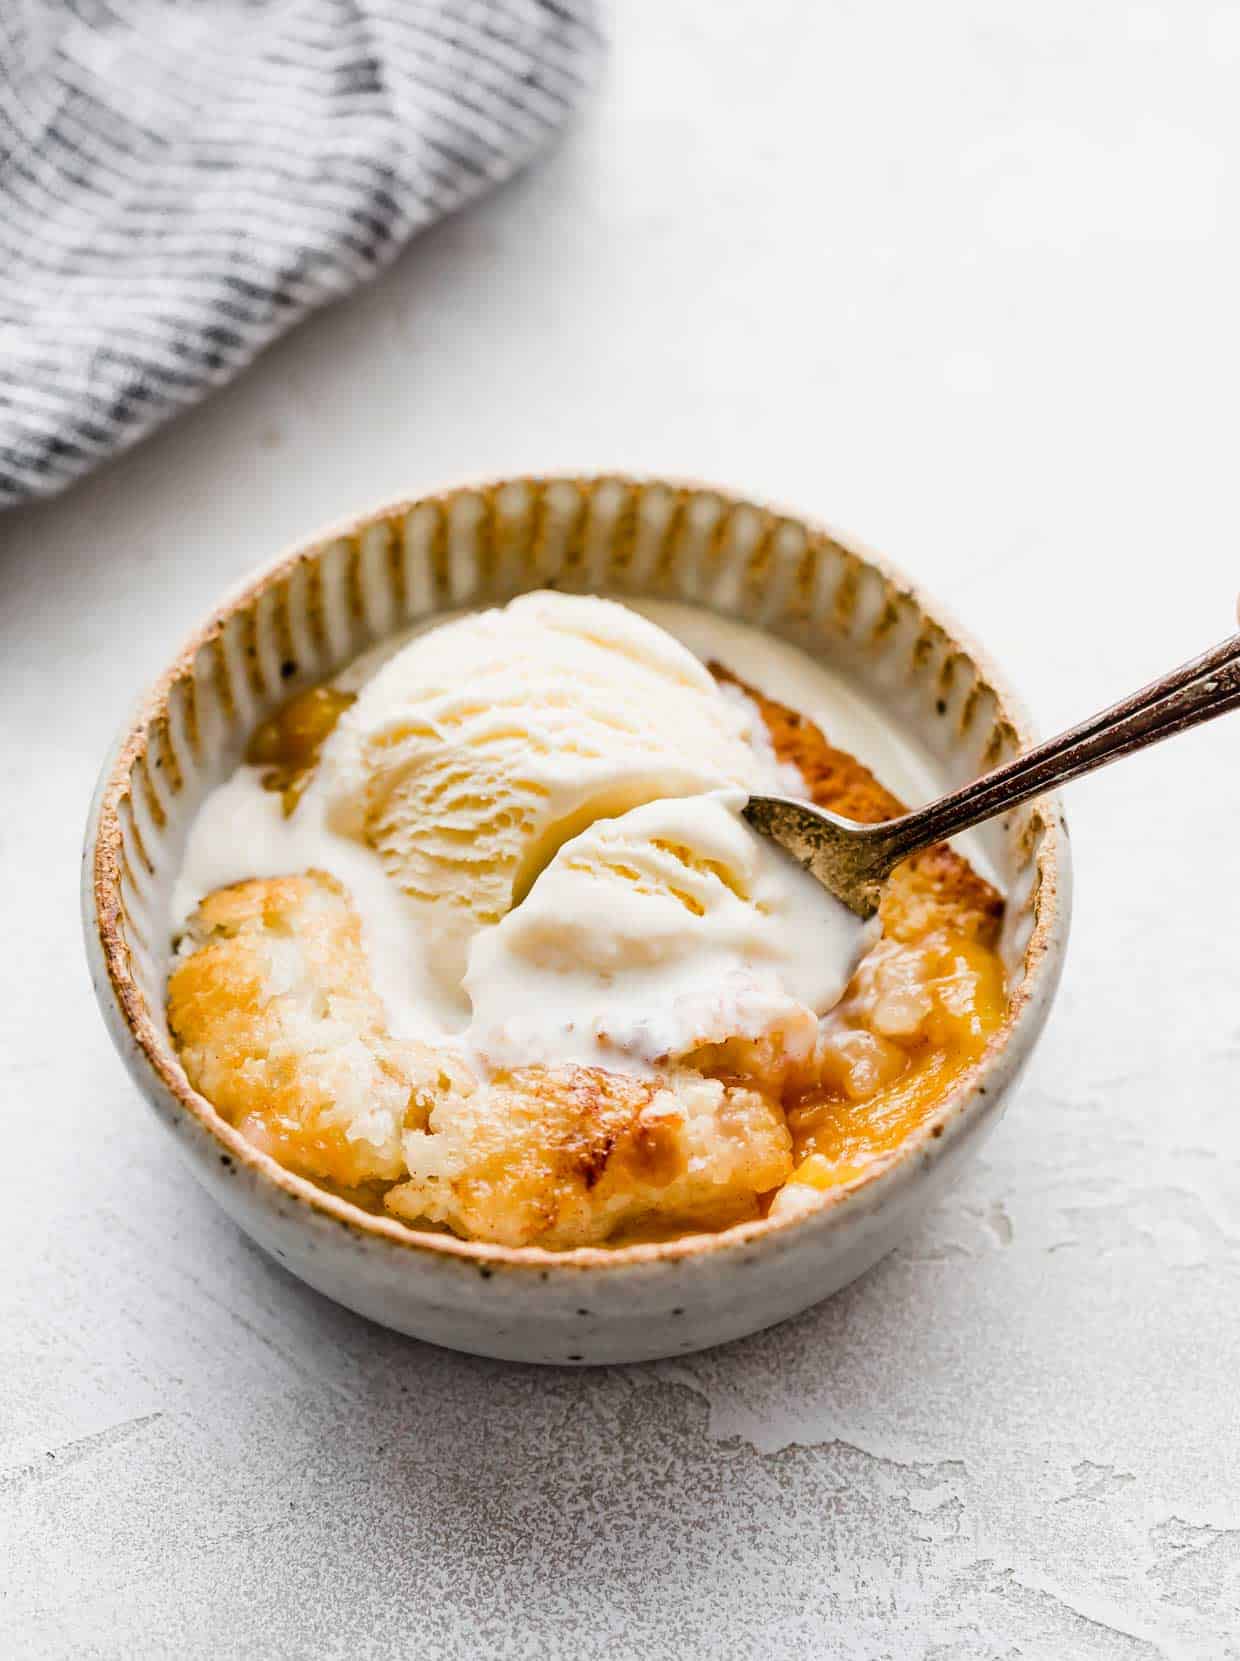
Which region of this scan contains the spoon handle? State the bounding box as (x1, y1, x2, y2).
(875, 630, 1240, 871)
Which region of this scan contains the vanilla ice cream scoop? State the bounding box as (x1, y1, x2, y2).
(325, 592, 783, 960)
(463, 792, 862, 1073)
(177, 590, 870, 1097)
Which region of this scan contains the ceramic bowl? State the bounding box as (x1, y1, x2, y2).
(83, 475, 1069, 1365)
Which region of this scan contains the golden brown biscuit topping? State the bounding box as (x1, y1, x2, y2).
(168, 658, 1008, 1246)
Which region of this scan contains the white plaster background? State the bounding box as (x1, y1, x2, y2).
(2, 3, 1239, 1656)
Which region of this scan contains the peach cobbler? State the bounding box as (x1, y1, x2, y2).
(168, 594, 1005, 1248)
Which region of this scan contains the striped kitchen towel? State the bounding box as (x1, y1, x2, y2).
(0, 0, 603, 508)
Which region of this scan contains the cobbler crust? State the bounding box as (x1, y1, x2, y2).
(167, 671, 1005, 1247)
(167, 872, 462, 1190)
(169, 874, 791, 1244)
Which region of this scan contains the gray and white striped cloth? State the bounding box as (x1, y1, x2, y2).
(0, 0, 603, 508)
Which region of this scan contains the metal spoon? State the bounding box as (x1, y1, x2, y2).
(744, 624, 1240, 918)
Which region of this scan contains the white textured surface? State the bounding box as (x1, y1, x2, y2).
(3, 2, 1239, 1655)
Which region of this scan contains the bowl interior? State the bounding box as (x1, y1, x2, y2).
(92, 476, 1062, 1241)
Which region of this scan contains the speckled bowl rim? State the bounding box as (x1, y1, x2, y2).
(87, 473, 1068, 1276)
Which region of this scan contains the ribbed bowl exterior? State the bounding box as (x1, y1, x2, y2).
(84, 476, 1069, 1364)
